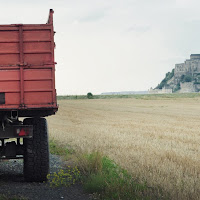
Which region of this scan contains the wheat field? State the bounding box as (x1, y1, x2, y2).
(47, 97, 200, 199)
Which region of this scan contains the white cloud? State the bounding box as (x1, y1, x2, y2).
(176, 0, 200, 7)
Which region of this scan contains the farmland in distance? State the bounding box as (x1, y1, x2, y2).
(47, 96, 200, 199)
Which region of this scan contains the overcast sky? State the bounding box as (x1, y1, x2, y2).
(1, 0, 200, 94)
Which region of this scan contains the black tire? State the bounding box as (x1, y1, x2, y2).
(23, 118, 49, 182)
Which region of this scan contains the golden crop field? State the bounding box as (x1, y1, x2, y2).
(47, 97, 200, 200)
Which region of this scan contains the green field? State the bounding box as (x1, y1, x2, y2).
(57, 92, 200, 100)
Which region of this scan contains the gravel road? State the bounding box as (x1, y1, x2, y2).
(0, 154, 91, 200)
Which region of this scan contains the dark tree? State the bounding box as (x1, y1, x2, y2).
(87, 92, 93, 99)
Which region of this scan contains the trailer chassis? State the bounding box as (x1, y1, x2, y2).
(0, 110, 49, 182)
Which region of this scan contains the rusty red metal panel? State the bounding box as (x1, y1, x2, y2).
(0, 9, 57, 115)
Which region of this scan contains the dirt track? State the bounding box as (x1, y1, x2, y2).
(0, 154, 90, 200)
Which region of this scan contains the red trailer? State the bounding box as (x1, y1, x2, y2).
(0, 9, 58, 182)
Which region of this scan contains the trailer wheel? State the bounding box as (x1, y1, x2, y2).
(23, 118, 49, 182)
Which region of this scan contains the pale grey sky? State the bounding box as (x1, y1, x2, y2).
(1, 0, 200, 95)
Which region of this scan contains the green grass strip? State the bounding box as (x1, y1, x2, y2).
(49, 140, 167, 200)
(57, 93, 200, 100)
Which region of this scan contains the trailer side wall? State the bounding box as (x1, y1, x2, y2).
(0, 10, 57, 116)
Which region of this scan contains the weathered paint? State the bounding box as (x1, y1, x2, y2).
(0, 9, 58, 114)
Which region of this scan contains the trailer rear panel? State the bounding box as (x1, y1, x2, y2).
(0, 10, 57, 117)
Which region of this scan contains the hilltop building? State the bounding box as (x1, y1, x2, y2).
(149, 54, 200, 94)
